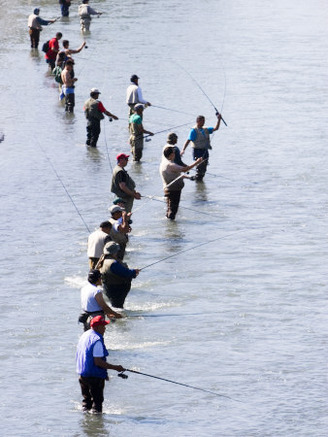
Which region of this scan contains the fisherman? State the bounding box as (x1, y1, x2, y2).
(111, 153, 141, 213)
(129, 104, 154, 162)
(84, 88, 118, 148)
(164, 132, 186, 166)
(181, 113, 221, 181)
(126, 74, 151, 117)
(56, 39, 86, 67)
(76, 315, 125, 414)
(160, 146, 203, 220)
(45, 32, 62, 71)
(28, 8, 56, 49)
(60, 59, 77, 112)
(59, 0, 71, 17)
(98, 242, 139, 309)
(79, 270, 122, 331)
(78, 0, 102, 32)
(87, 221, 112, 269)
(108, 205, 131, 261)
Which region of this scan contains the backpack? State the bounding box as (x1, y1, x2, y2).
(53, 66, 63, 84)
(42, 40, 50, 53)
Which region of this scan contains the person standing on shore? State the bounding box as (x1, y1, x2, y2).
(28, 8, 56, 49)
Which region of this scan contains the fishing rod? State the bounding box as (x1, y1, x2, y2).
(139, 229, 245, 271)
(151, 104, 194, 116)
(175, 62, 227, 126)
(142, 121, 193, 141)
(118, 369, 242, 402)
(141, 195, 221, 218)
(38, 144, 91, 233)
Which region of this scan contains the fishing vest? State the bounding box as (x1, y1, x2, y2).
(110, 165, 136, 197)
(84, 98, 104, 120)
(28, 14, 41, 30)
(126, 84, 139, 104)
(100, 258, 131, 285)
(78, 4, 90, 18)
(76, 329, 108, 378)
(191, 127, 211, 150)
(108, 218, 128, 246)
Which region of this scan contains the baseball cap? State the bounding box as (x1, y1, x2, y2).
(109, 205, 124, 214)
(90, 315, 109, 328)
(90, 88, 101, 94)
(113, 198, 126, 205)
(103, 241, 120, 255)
(116, 153, 129, 161)
(130, 74, 139, 81)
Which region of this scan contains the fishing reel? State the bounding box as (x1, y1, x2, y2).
(145, 138, 151, 142)
(118, 372, 128, 380)
(109, 118, 113, 122)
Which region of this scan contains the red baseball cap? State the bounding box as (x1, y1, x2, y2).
(90, 315, 110, 328)
(116, 153, 130, 161)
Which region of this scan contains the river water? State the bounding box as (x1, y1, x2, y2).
(0, 0, 327, 436)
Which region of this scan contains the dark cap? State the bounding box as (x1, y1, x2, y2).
(130, 74, 139, 82)
(88, 269, 102, 284)
(113, 198, 126, 205)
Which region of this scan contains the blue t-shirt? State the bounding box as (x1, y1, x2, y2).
(188, 127, 214, 141)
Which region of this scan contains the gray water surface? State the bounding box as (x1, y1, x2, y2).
(0, 0, 327, 436)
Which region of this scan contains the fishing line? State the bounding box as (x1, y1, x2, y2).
(174, 61, 227, 126)
(142, 121, 193, 141)
(151, 104, 195, 116)
(140, 195, 220, 218)
(102, 119, 114, 173)
(118, 369, 242, 402)
(38, 143, 91, 233)
(139, 229, 246, 271)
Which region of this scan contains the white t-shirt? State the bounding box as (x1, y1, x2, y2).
(80, 282, 102, 312)
(87, 229, 108, 258)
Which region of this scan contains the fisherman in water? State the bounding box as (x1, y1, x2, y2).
(84, 88, 118, 148)
(160, 144, 203, 220)
(27, 8, 56, 49)
(76, 315, 125, 414)
(181, 113, 221, 181)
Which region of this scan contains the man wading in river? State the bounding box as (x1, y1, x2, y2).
(84, 88, 118, 148)
(76, 315, 125, 414)
(110, 153, 141, 213)
(181, 113, 221, 181)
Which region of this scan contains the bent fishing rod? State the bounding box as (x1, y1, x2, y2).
(139, 229, 245, 271)
(118, 369, 242, 403)
(38, 143, 91, 233)
(175, 62, 227, 126)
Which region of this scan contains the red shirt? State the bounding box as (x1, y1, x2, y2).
(45, 38, 59, 61)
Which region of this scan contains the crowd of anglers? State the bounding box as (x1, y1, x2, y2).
(28, 2, 224, 414)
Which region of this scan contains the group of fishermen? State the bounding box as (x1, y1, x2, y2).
(28, 3, 223, 415)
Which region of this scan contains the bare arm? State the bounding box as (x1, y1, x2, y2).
(94, 357, 125, 372)
(181, 139, 191, 156)
(95, 293, 123, 318)
(104, 109, 118, 120)
(213, 113, 222, 132)
(118, 182, 141, 199)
